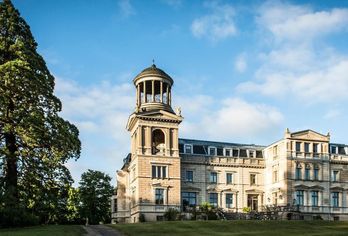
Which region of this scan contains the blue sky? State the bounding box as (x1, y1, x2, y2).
(13, 0, 348, 185)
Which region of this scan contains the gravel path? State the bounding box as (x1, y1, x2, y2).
(84, 225, 123, 236)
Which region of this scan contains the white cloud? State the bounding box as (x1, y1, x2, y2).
(191, 2, 237, 42)
(257, 2, 348, 42)
(55, 77, 134, 184)
(178, 96, 283, 143)
(237, 2, 348, 105)
(118, 0, 136, 17)
(234, 53, 247, 73)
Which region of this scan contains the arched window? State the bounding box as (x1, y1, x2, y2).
(152, 129, 165, 155)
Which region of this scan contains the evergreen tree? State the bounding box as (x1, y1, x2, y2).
(79, 170, 114, 225)
(0, 0, 81, 226)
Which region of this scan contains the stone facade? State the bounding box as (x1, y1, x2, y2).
(111, 65, 348, 223)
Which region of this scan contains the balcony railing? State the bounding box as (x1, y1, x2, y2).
(112, 210, 130, 218)
(287, 151, 329, 160)
(132, 204, 181, 213)
(295, 205, 348, 214)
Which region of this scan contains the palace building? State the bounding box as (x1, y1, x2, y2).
(112, 64, 348, 223)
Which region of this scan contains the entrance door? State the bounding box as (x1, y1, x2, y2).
(247, 194, 258, 211)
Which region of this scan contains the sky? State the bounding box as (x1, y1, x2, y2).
(12, 0, 348, 185)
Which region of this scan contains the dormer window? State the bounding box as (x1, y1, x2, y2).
(248, 150, 255, 158)
(184, 144, 193, 154)
(331, 146, 337, 154)
(224, 148, 232, 157)
(208, 146, 217, 156)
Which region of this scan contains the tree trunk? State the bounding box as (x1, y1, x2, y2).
(4, 131, 19, 207)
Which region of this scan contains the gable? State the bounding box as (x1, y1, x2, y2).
(290, 129, 329, 142)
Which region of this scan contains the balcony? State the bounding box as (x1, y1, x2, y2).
(132, 204, 181, 213)
(112, 210, 130, 218)
(287, 151, 329, 160)
(297, 205, 348, 214)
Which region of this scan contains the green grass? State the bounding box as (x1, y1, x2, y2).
(109, 220, 348, 236)
(0, 225, 86, 236)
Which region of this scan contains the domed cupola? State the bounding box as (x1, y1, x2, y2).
(133, 63, 174, 113)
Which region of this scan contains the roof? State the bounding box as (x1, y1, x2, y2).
(179, 138, 265, 150)
(133, 64, 173, 84)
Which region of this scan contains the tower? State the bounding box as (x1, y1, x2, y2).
(122, 64, 183, 222)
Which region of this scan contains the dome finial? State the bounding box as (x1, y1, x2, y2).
(152, 59, 156, 68)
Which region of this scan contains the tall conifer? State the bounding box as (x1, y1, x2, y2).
(0, 0, 81, 225)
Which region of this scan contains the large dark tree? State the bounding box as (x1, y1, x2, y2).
(79, 170, 114, 225)
(0, 0, 81, 226)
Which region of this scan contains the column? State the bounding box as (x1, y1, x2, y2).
(166, 85, 169, 105)
(165, 129, 170, 156)
(143, 81, 147, 103)
(152, 80, 155, 102)
(145, 127, 152, 155)
(172, 129, 178, 156)
(169, 88, 171, 106)
(220, 191, 223, 208)
(160, 81, 163, 103)
(137, 126, 142, 154)
(136, 84, 140, 106)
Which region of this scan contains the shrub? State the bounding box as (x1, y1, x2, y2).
(164, 208, 179, 221)
(0, 207, 39, 228)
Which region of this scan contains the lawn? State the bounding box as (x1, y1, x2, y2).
(0, 225, 86, 236)
(109, 220, 348, 236)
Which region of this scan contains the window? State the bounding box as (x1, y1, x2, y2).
(314, 166, 319, 181)
(209, 193, 218, 207)
(304, 143, 310, 153)
(296, 142, 301, 153)
(209, 147, 217, 156)
(184, 144, 193, 154)
(250, 174, 256, 185)
(331, 146, 337, 154)
(152, 129, 165, 155)
(249, 150, 255, 158)
(232, 149, 239, 157)
(186, 170, 193, 182)
(182, 192, 197, 210)
(332, 170, 339, 182)
(226, 194, 233, 208)
(295, 190, 304, 206)
(224, 148, 232, 157)
(210, 172, 217, 183)
(273, 170, 278, 183)
(332, 192, 339, 207)
(305, 165, 310, 180)
(226, 173, 233, 184)
(152, 166, 167, 178)
(155, 189, 164, 205)
(313, 143, 318, 153)
(273, 145, 278, 157)
(295, 164, 302, 180)
(311, 191, 318, 207)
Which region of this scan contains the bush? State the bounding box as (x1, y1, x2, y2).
(164, 208, 179, 221)
(0, 207, 39, 228)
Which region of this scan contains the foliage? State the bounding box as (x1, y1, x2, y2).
(164, 208, 179, 221)
(242, 207, 251, 213)
(78, 169, 113, 225)
(0, 224, 85, 236)
(198, 202, 217, 220)
(0, 0, 81, 226)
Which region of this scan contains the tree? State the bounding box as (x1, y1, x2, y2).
(0, 0, 81, 226)
(79, 170, 114, 225)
